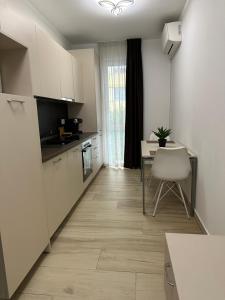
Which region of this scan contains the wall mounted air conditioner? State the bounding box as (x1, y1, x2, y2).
(162, 22, 182, 58)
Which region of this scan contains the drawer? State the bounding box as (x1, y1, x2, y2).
(165, 245, 179, 300)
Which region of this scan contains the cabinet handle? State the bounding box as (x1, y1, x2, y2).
(53, 158, 62, 164)
(7, 99, 25, 104)
(165, 263, 175, 287)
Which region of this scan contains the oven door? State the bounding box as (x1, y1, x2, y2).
(82, 142, 93, 181)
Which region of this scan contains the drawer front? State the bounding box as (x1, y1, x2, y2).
(165, 245, 179, 300)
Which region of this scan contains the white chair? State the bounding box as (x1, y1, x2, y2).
(151, 147, 191, 218)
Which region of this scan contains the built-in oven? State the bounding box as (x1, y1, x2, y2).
(82, 139, 93, 181)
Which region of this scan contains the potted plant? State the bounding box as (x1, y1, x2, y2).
(153, 127, 172, 147)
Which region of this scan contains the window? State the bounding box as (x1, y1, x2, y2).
(100, 42, 127, 168)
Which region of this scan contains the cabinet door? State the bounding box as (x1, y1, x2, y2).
(60, 49, 74, 100)
(94, 50, 102, 133)
(0, 0, 6, 30)
(0, 94, 49, 299)
(35, 26, 61, 100)
(67, 145, 83, 209)
(43, 153, 70, 237)
(1, 6, 34, 48)
(71, 56, 84, 103)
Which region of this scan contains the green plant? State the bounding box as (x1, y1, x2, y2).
(153, 127, 172, 141)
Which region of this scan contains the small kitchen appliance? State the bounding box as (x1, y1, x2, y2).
(64, 118, 83, 134)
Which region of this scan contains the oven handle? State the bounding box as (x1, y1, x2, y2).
(82, 144, 92, 152)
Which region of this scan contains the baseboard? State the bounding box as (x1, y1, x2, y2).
(194, 210, 209, 235)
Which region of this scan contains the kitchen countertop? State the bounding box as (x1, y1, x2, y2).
(41, 132, 97, 163)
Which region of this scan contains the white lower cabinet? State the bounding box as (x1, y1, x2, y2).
(0, 94, 49, 299)
(43, 136, 102, 239)
(43, 152, 71, 237)
(43, 145, 84, 238)
(67, 145, 83, 209)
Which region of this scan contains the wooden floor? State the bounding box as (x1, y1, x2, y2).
(13, 168, 202, 300)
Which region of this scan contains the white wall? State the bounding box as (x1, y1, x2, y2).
(142, 39, 171, 139)
(171, 0, 225, 234)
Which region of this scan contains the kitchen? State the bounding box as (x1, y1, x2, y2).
(0, 3, 103, 298)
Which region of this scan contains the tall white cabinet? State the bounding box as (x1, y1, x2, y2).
(69, 48, 103, 168)
(0, 94, 49, 299)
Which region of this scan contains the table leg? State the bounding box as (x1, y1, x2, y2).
(190, 157, 198, 217)
(142, 157, 145, 214)
(140, 157, 143, 182)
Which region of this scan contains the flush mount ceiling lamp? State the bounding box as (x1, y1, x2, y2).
(98, 0, 134, 16)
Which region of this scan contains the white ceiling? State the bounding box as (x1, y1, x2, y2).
(29, 0, 186, 45)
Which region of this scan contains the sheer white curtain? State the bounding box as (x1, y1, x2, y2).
(100, 42, 127, 168)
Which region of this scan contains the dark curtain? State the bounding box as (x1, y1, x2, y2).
(124, 39, 143, 169)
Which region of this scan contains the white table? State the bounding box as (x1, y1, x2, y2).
(141, 141, 197, 215)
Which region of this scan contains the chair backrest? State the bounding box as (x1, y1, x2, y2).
(151, 147, 191, 181)
(149, 132, 171, 141)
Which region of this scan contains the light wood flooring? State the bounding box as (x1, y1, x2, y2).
(13, 168, 202, 300)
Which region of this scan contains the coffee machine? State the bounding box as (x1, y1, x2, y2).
(64, 118, 83, 134)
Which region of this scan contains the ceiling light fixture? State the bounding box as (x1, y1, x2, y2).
(98, 0, 134, 16)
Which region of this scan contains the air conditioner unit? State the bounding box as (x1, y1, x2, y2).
(162, 22, 182, 58)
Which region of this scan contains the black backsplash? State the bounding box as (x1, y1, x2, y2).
(36, 98, 68, 139)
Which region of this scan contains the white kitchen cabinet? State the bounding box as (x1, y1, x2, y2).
(69, 48, 102, 133)
(0, 0, 6, 30)
(67, 145, 83, 208)
(35, 26, 61, 100)
(60, 49, 74, 100)
(165, 234, 225, 300)
(0, 94, 49, 299)
(1, 5, 34, 48)
(71, 56, 84, 103)
(43, 152, 71, 237)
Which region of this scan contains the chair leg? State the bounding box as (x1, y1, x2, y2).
(153, 181, 165, 217)
(152, 180, 162, 204)
(177, 183, 190, 218)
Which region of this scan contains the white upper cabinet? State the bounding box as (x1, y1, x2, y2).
(0, 5, 34, 48)
(60, 48, 74, 100)
(35, 26, 61, 100)
(71, 56, 84, 103)
(69, 48, 102, 132)
(0, 0, 5, 30)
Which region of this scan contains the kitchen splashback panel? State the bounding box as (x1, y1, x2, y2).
(36, 98, 68, 139)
